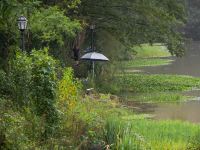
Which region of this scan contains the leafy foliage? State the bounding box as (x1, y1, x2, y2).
(79, 0, 186, 56)
(30, 49, 59, 138)
(0, 49, 82, 149)
(30, 6, 81, 49)
(0, 70, 11, 97)
(57, 67, 82, 112)
(9, 52, 32, 106)
(0, 99, 44, 149)
(0, 49, 60, 140)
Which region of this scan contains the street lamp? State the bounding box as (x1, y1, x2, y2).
(90, 24, 95, 78)
(17, 16, 27, 52)
(90, 24, 95, 52)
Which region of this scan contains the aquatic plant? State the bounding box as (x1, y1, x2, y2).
(117, 74, 200, 93)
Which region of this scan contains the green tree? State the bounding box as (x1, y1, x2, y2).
(75, 0, 186, 56)
(29, 6, 81, 64)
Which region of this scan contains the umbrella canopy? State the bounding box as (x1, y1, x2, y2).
(81, 52, 109, 61)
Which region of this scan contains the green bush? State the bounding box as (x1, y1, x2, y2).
(57, 67, 82, 112)
(0, 49, 62, 148)
(9, 52, 32, 106)
(0, 70, 11, 97)
(30, 49, 59, 138)
(0, 98, 43, 149)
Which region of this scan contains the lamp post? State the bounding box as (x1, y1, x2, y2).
(17, 16, 27, 52)
(90, 24, 95, 78)
(90, 24, 95, 52)
(81, 24, 109, 82)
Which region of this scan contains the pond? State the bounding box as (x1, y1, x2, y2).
(141, 41, 200, 77)
(130, 41, 200, 123)
(150, 100, 200, 123)
(122, 90, 200, 123)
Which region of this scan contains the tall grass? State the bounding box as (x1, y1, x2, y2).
(104, 117, 149, 150)
(105, 117, 200, 150)
(187, 130, 200, 149)
(131, 119, 200, 150)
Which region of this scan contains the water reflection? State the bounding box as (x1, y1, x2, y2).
(152, 101, 200, 123)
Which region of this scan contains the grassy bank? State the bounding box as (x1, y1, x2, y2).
(75, 95, 200, 149)
(121, 92, 189, 103)
(122, 58, 173, 68)
(122, 44, 173, 69)
(105, 113, 200, 150)
(70, 95, 200, 150)
(130, 119, 199, 149)
(133, 43, 171, 58)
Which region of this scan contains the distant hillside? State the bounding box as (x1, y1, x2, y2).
(185, 0, 200, 40)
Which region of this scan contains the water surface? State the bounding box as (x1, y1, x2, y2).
(142, 41, 200, 77)
(133, 41, 200, 123)
(151, 100, 200, 123)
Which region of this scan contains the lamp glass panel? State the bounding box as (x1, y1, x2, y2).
(22, 21, 25, 30)
(17, 16, 27, 30)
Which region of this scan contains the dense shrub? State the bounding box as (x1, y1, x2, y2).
(0, 98, 44, 149)
(9, 52, 32, 106)
(30, 49, 59, 138)
(57, 67, 82, 112)
(0, 70, 11, 97)
(0, 49, 62, 148)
